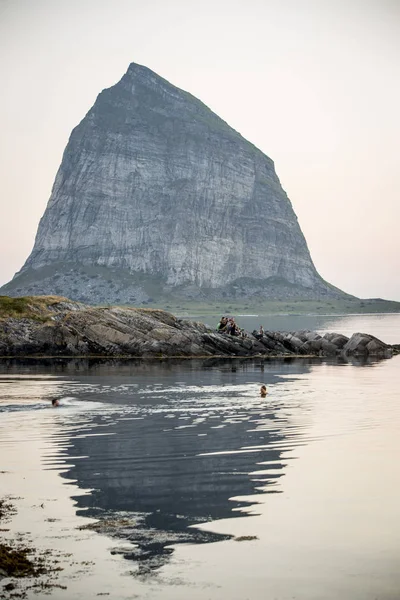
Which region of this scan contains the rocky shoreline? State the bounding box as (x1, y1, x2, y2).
(0, 296, 398, 359)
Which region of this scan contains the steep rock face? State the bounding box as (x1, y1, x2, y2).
(2, 63, 343, 302)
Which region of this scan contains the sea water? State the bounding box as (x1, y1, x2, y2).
(0, 313, 399, 599)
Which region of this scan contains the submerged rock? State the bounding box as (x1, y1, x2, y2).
(0, 296, 395, 359)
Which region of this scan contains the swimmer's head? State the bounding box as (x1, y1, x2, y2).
(51, 399, 60, 407)
(260, 385, 267, 396)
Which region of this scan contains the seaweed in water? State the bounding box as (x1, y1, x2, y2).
(0, 497, 64, 599)
(0, 543, 47, 578)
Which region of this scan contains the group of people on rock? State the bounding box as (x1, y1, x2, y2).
(216, 316, 244, 337)
(217, 317, 267, 339)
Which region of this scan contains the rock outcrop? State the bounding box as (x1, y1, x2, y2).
(0, 296, 395, 359)
(1, 63, 347, 304)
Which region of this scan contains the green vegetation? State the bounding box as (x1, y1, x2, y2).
(7, 263, 400, 317)
(0, 295, 68, 321)
(139, 297, 400, 317)
(1, 293, 399, 322)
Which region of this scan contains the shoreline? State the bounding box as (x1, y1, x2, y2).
(0, 415, 145, 599)
(0, 353, 320, 360)
(0, 296, 397, 360)
(178, 310, 400, 318)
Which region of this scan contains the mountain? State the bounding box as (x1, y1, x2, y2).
(1, 62, 347, 305)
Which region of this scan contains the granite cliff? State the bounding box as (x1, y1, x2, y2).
(2, 63, 346, 304)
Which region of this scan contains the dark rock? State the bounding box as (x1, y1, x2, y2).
(323, 332, 349, 349)
(293, 330, 322, 343)
(0, 297, 395, 359)
(343, 333, 392, 357)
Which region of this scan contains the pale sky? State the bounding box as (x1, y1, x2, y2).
(0, 0, 399, 300)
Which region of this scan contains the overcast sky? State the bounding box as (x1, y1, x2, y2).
(1, 0, 399, 300)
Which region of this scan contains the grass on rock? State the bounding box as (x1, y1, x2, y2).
(0, 296, 69, 321)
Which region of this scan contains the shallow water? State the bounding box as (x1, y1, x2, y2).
(1, 313, 400, 599)
(192, 311, 400, 344)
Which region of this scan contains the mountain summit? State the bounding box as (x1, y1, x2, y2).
(2, 63, 344, 304)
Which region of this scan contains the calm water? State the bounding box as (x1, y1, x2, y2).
(189, 312, 400, 345)
(0, 313, 400, 599)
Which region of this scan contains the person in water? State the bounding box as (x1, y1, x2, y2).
(51, 398, 60, 407)
(260, 385, 268, 397)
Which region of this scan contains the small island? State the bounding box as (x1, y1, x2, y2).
(0, 295, 397, 359)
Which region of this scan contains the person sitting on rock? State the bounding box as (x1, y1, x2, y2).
(226, 318, 235, 335)
(227, 318, 241, 336)
(217, 317, 228, 332)
(235, 324, 243, 337)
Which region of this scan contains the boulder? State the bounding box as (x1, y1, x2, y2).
(323, 332, 349, 349)
(342, 333, 392, 357)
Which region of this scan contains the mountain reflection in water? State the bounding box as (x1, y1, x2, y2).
(1, 358, 317, 574)
(12, 357, 312, 574)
